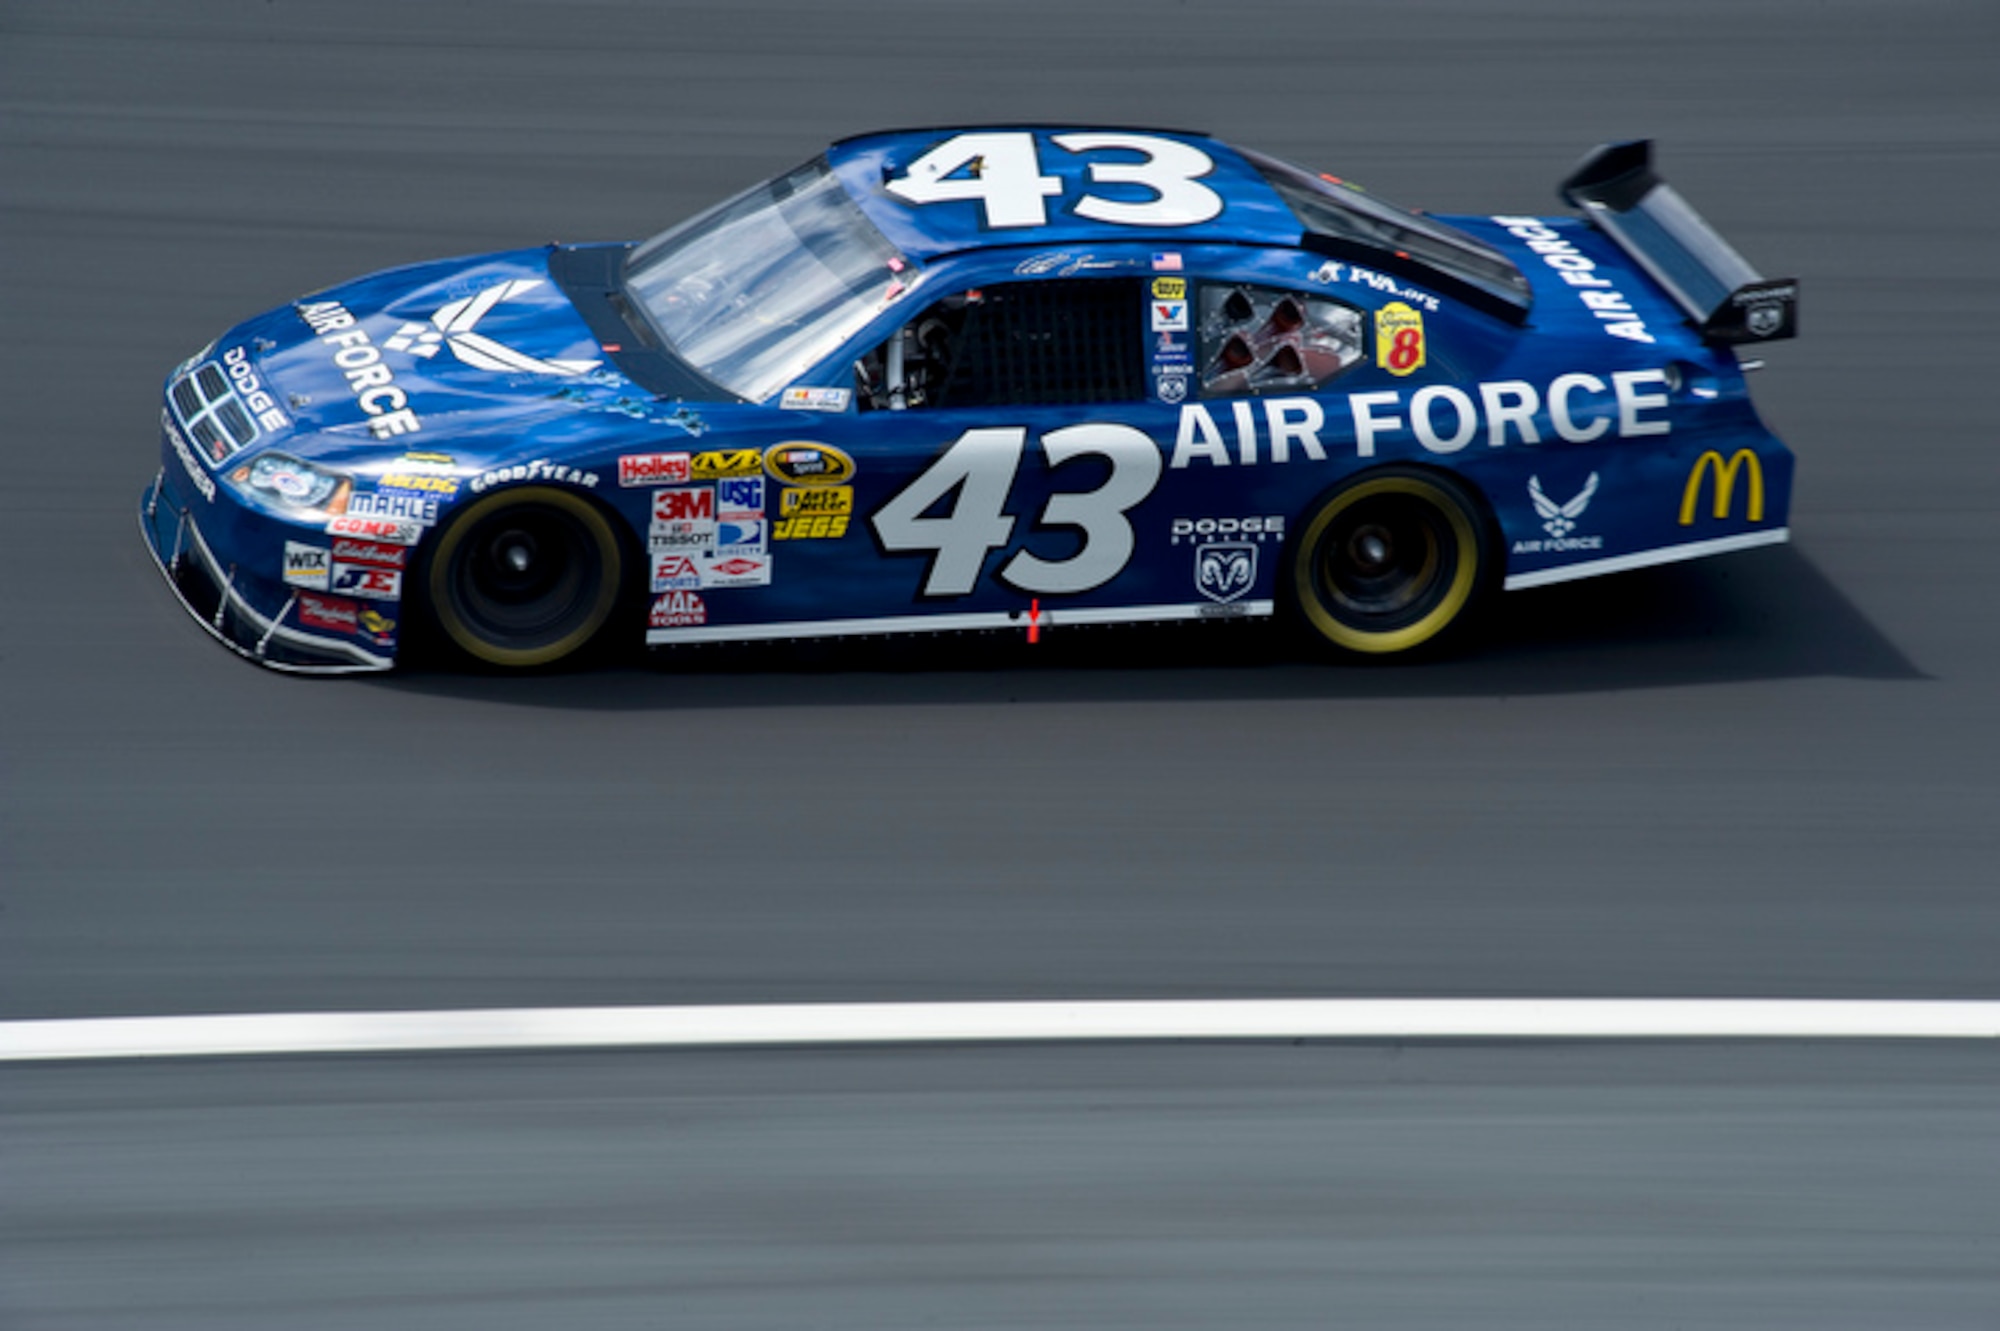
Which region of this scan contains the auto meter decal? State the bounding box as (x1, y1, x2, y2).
(764, 442, 855, 486)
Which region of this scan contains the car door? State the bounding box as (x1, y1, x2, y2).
(726, 269, 1199, 638)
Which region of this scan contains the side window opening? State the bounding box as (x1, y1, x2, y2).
(858, 278, 1145, 410)
(1199, 284, 1363, 397)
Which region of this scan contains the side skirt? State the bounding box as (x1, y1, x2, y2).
(1502, 529, 1789, 591)
(645, 600, 1276, 646)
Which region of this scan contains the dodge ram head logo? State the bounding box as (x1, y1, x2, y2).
(384, 279, 599, 377)
(1195, 541, 1256, 603)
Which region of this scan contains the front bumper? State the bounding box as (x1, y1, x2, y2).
(139, 469, 395, 674)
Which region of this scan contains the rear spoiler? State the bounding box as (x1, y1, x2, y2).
(1561, 140, 1797, 344)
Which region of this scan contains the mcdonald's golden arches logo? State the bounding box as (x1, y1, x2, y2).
(1678, 449, 1765, 526)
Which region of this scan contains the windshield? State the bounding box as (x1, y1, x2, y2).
(1242, 149, 1532, 313)
(624, 158, 910, 402)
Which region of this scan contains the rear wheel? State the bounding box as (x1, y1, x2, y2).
(428, 485, 623, 668)
(1292, 468, 1489, 656)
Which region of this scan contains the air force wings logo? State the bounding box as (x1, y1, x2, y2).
(1195, 541, 1256, 603)
(385, 279, 599, 377)
(1528, 472, 1599, 538)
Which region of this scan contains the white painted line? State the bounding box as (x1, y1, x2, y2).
(2, 999, 1996, 1062)
(1503, 528, 1789, 590)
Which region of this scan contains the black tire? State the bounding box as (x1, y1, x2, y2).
(427, 485, 623, 668)
(1291, 467, 1490, 656)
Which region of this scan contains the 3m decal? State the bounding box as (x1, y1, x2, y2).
(653, 487, 715, 522)
(883, 131, 1223, 230)
(872, 423, 1162, 598)
(690, 448, 763, 479)
(619, 452, 691, 487)
(1679, 449, 1765, 525)
(649, 591, 706, 627)
(1491, 217, 1654, 343)
(1194, 541, 1256, 603)
(650, 485, 717, 552)
(282, 542, 331, 590)
(1375, 302, 1426, 377)
(780, 386, 851, 412)
(764, 443, 856, 486)
(382, 278, 600, 376)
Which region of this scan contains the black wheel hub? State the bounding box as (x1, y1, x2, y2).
(1319, 495, 1452, 628)
(450, 505, 595, 645)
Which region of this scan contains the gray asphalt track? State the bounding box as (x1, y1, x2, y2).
(2, 0, 1997, 1325)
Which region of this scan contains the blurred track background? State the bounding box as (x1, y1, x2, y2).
(3, 2, 1996, 1325)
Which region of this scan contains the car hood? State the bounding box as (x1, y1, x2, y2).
(217, 247, 708, 468)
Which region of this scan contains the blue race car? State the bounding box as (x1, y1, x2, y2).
(142, 128, 1798, 672)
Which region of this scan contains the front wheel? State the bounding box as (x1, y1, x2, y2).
(1291, 468, 1490, 656)
(427, 485, 624, 668)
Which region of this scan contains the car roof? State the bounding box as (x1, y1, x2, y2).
(825, 127, 1307, 263)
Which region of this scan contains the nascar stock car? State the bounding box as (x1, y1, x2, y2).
(141, 127, 1798, 672)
